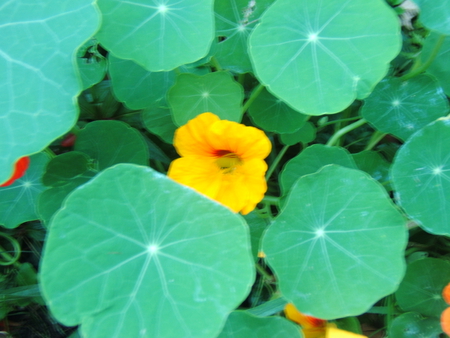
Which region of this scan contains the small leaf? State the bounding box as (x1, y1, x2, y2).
(76, 40, 107, 90)
(395, 258, 450, 317)
(388, 312, 441, 338)
(74, 120, 149, 171)
(142, 105, 177, 144)
(413, 0, 450, 35)
(40, 164, 255, 338)
(280, 122, 316, 146)
(352, 151, 391, 189)
(168, 72, 244, 126)
(42, 152, 91, 187)
(391, 119, 450, 235)
(0, 153, 50, 229)
(360, 75, 449, 141)
(263, 165, 407, 319)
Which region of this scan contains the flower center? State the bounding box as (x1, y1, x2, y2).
(214, 151, 241, 173)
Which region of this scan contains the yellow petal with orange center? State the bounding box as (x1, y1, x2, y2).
(284, 303, 327, 338)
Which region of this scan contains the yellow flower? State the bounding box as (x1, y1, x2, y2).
(284, 303, 368, 338)
(168, 112, 271, 215)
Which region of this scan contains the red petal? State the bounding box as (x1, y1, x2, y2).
(0, 157, 30, 187)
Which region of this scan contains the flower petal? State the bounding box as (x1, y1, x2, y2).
(441, 307, 450, 335)
(326, 326, 368, 338)
(173, 112, 220, 157)
(443, 282, 450, 304)
(0, 156, 30, 187)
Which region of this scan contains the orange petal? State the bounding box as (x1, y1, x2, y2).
(0, 157, 30, 187)
(284, 303, 327, 330)
(173, 112, 220, 157)
(326, 326, 368, 338)
(443, 283, 450, 304)
(441, 307, 450, 335)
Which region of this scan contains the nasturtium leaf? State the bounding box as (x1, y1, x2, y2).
(413, 0, 450, 35)
(42, 152, 91, 187)
(280, 144, 357, 196)
(244, 213, 270, 262)
(263, 165, 407, 319)
(388, 312, 441, 338)
(395, 258, 450, 317)
(391, 119, 450, 236)
(0, 0, 99, 184)
(360, 75, 449, 141)
(76, 40, 107, 90)
(75, 120, 149, 171)
(248, 88, 308, 134)
(352, 151, 390, 188)
(96, 0, 215, 71)
(38, 175, 94, 226)
(168, 72, 244, 126)
(280, 122, 316, 146)
(142, 105, 177, 144)
(248, 0, 401, 115)
(214, 0, 274, 73)
(421, 32, 450, 97)
(217, 311, 302, 338)
(108, 55, 176, 110)
(0, 153, 49, 229)
(40, 164, 255, 338)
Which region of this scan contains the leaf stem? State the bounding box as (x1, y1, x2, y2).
(0, 233, 21, 267)
(209, 56, 222, 72)
(364, 131, 387, 151)
(326, 118, 367, 147)
(262, 195, 280, 206)
(242, 83, 264, 114)
(266, 145, 289, 180)
(400, 34, 446, 81)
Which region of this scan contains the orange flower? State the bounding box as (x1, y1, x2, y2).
(168, 112, 271, 215)
(284, 303, 368, 338)
(0, 157, 30, 187)
(441, 283, 450, 335)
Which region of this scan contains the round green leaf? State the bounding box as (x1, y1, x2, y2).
(422, 32, 450, 97)
(388, 312, 442, 338)
(361, 75, 449, 141)
(248, 0, 401, 115)
(352, 151, 391, 188)
(263, 165, 407, 319)
(96, 0, 214, 71)
(391, 119, 450, 235)
(0, 0, 99, 184)
(413, 0, 450, 35)
(395, 258, 450, 317)
(109, 55, 176, 110)
(248, 88, 308, 134)
(40, 164, 254, 338)
(280, 122, 316, 146)
(76, 40, 107, 90)
(217, 311, 302, 338)
(214, 0, 274, 73)
(280, 144, 357, 196)
(142, 105, 177, 144)
(0, 153, 50, 229)
(42, 152, 91, 187)
(168, 72, 244, 126)
(74, 120, 149, 171)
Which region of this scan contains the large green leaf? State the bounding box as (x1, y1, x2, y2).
(168, 72, 244, 126)
(40, 164, 255, 338)
(421, 32, 450, 97)
(248, 88, 308, 134)
(248, 0, 401, 115)
(108, 55, 176, 110)
(391, 119, 450, 236)
(0, 153, 50, 229)
(388, 312, 442, 338)
(413, 0, 450, 35)
(263, 165, 407, 319)
(74, 120, 149, 171)
(280, 144, 357, 196)
(0, 0, 99, 184)
(360, 75, 449, 141)
(217, 311, 302, 338)
(96, 0, 214, 71)
(214, 0, 274, 73)
(395, 258, 450, 318)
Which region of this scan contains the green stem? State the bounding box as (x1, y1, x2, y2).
(266, 145, 289, 180)
(0, 233, 21, 267)
(255, 263, 273, 281)
(242, 83, 264, 114)
(69, 125, 81, 135)
(262, 195, 280, 206)
(44, 147, 56, 159)
(237, 73, 245, 87)
(326, 118, 367, 147)
(318, 116, 361, 129)
(209, 56, 222, 72)
(400, 34, 446, 81)
(364, 131, 387, 151)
